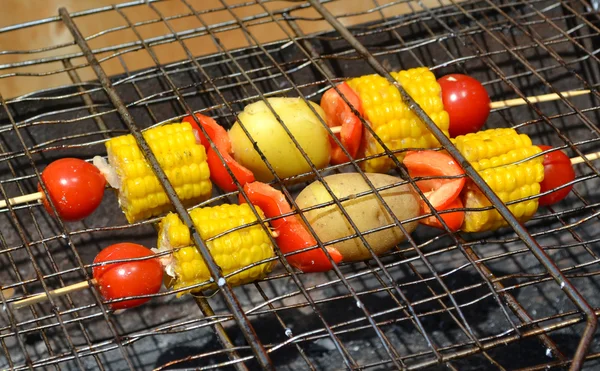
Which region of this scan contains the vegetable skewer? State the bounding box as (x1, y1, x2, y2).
(10, 181, 338, 310)
(1, 85, 596, 220)
(322, 68, 595, 168)
(403, 129, 578, 232)
(2, 147, 595, 212)
(6, 138, 588, 311)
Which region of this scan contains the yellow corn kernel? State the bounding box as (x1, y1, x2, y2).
(157, 203, 275, 296)
(457, 129, 545, 232)
(106, 122, 212, 223)
(347, 67, 450, 173)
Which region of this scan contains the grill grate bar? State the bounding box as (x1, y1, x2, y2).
(282, 0, 515, 367)
(57, 6, 276, 370)
(307, 1, 598, 370)
(384, 0, 567, 362)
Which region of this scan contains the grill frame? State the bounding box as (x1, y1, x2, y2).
(1, 0, 600, 370)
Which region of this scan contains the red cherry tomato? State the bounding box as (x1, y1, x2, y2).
(537, 145, 575, 206)
(38, 158, 106, 221)
(93, 243, 163, 310)
(438, 74, 490, 138)
(420, 197, 465, 232)
(403, 150, 466, 211)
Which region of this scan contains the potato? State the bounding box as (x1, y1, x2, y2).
(228, 97, 331, 182)
(295, 173, 420, 262)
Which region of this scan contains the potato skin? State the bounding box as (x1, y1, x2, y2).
(228, 98, 331, 182)
(295, 173, 420, 262)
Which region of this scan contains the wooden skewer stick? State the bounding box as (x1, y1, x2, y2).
(0, 192, 43, 209)
(11, 280, 94, 310)
(570, 151, 600, 165)
(489, 89, 591, 109)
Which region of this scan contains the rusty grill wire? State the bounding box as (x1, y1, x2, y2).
(1, 0, 600, 369)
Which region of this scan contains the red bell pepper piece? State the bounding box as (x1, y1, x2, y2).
(239, 181, 343, 272)
(403, 150, 466, 211)
(320, 82, 364, 165)
(183, 113, 255, 192)
(420, 197, 465, 232)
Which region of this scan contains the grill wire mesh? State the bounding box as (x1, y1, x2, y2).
(1, 0, 600, 369)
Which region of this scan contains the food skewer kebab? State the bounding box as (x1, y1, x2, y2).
(11, 181, 345, 310)
(401, 128, 578, 233)
(0, 97, 334, 222)
(321, 67, 596, 168)
(1, 81, 596, 221)
(6, 135, 589, 311)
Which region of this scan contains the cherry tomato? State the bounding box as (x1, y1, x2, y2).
(320, 82, 364, 164)
(403, 150, 466, 211)
(93, 243, 163, 310)
(537, 145, 575, 206)
(438, 74, 490, 138)
(38, 158, 106, 221)
(420, 197, 465, 232)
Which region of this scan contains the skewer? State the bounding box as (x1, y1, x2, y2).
(0, 192, 43, 209)
(489, 89, 591, 109)
(0, 89, 595, 211)
(1, 152, 598, 211)
(11, 280, 93, 310)
(329, 89, 593, 135)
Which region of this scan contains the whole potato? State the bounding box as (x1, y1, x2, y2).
(228, 97, 331, 182)
(295, 173, 420, 262)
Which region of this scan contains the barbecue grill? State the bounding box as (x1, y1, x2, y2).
(1, 0, 600, 370)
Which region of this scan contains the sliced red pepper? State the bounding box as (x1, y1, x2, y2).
(320, 82, 364, 165)
(420, 197, 465, 232)
(183, 113, 255, 192)
(403, 150, 466, 211)
(239, 181, 343, 273)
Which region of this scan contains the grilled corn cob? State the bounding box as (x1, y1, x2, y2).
(98, 122, 212, 223)
(454, 128, 545, 232)
(157, 203, 275, 296)
(346, 67, 450, 173)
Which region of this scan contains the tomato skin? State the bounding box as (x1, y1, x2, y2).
(93, 243, 163, 310)
(182, 113, 255, 192)
(240, 181, 342, 272)
(420, 197, 465, 231)
(320, 83, 364, 164)
(403, 150, 466, 211)
(39, 158, 106, 221)
(537, 145, 575, 206)
(438, 74, 490, 138)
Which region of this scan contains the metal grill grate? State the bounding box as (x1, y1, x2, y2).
(1, 0, 600, 370)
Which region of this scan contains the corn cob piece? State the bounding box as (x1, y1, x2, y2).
(454, 128, 545, 232)
(104, 122, 212, 223)
(346, 67, 450, 173)
(157, 203, 275, 296)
